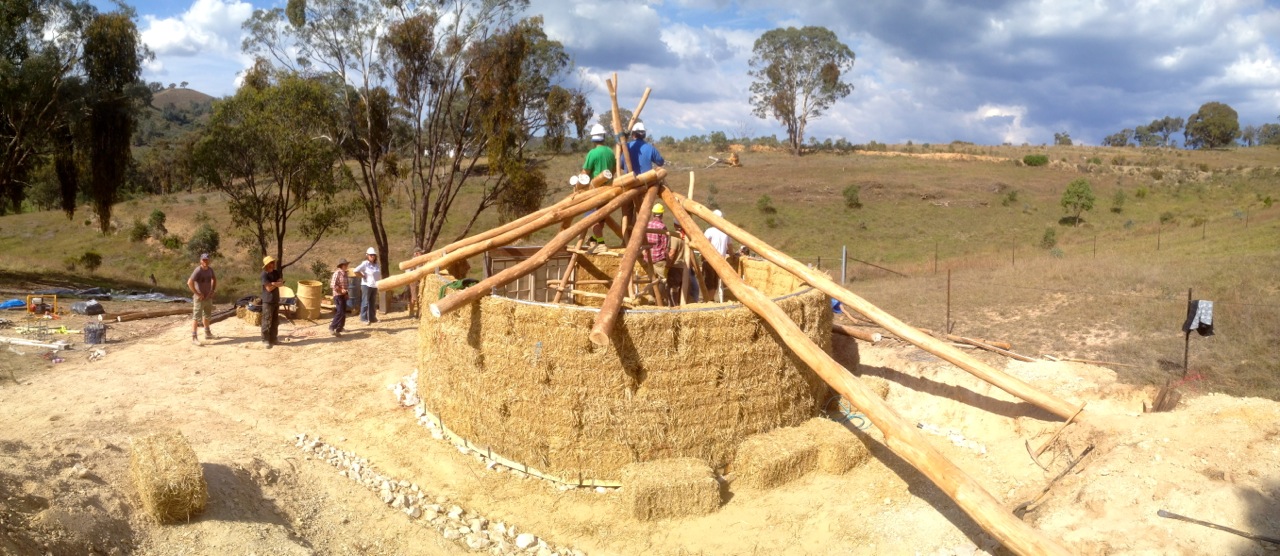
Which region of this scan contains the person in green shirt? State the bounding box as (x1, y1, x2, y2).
(582, 123, 616, 252)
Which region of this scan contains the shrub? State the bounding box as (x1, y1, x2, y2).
(1022, 154, 1049, 166)
(309, 260, 329, 283)
(1149, 169, 1164, 181)
(764, 216, 778, 228)
(756, 194, 777, 214)
(1124, 220, 1135, 230)
(1110, 189, 1126, 213)
(148, 209, 167, 236)
(129, 219, 151, 242)
(185, 224, 220, 259)
(63, 257, 78, 272)
(1087, 156, 1102, 165)
(1159, 211, 1176, 224)
(1040, 227, 1057, 249)
(1049, 247, 1065, 258)
(161, 235, 184, 250)
(842, 185, 862, 209)
(1135, 186, 1149, 199)
(79, 251, 103, 273)
(1001, 190, 1019, 207)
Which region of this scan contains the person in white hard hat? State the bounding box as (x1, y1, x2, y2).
(702, 209, 730, 301)
(626, 121, 664, 174)
(352, 247, 382, 324)
(581, 123, 616, 252)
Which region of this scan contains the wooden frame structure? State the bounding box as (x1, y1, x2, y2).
(377, 80, 1083, 556)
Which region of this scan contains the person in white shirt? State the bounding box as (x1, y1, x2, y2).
(702, 209, 730, 301)
(352, 247, 382, 324)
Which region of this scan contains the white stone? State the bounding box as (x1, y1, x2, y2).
(448, 505, 464, 519)
(459, 526, 471, 535)
(492, 522, 506, 536)
(515, 533, 537, 550)
(392, 494, 406, 509)
(536, 548, 553, 556)
(442, 529, 462, 541)
(405, 506, 421, 518)
(465, 534, 491, 551)
(594, 487, 607, 494)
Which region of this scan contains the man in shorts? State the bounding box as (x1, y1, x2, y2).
(187, 253, 217, 345)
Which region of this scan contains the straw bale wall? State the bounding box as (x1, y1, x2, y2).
(417, 257, 831, 482)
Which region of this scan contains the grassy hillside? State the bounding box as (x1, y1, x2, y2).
(2, 144, 1277, 398)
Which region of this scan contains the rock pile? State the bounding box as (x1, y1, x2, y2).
(294, 433, 586, 556)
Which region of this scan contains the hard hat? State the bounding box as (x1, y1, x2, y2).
(589, 123, 606, 137)
(713, 209, 723, 218)
(261, 256, 276, 269)
(632, 122, 646, 133)
(569, 175, 581, 186)
(366, 247, 377, 255)
(652, 203, 665, 215)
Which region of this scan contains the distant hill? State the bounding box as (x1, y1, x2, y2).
(151, 87, 216, 110)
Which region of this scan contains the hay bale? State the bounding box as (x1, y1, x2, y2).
(241, 308, 261, 326)
(799, 418, 871, 475)
(733, 425, 821, 490)
(130, 430, 207, 523)
(619, 458, 720, 521)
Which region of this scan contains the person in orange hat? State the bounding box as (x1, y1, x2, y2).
(260, 256, 284, 348)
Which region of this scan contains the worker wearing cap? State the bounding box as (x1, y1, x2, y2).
(260, 256, 284, 348)
(581, 123, 616, 252)
(353, 247, 382, 324)
(329, 258, 350, 337)
(645, 203, 670, 302)
(187, 252, 217, 345)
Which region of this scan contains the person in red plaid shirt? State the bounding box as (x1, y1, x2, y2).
(329, 258, 350, 337)
(645, 204, 670, 301)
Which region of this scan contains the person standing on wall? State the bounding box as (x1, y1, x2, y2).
(353, 247, 382, 324)
(702, 209, 730, 302)
(581, 123, 616, 251)
(625, 122, 664, 234)
(645, 203, 670, 302)
(187, 252, 217, 345)
(329, 258, 350, 337)
(260, 256, 284, 349)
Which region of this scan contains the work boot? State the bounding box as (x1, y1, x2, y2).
(204, 329, 216, 340)
(191, 335, 199, 345)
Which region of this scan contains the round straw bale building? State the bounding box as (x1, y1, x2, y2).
(417, 255, 832, 483)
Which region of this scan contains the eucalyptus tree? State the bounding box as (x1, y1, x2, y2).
(191, 74, 348, 267)
(748, 26, 855, 156)
(244, 0, 586, 273)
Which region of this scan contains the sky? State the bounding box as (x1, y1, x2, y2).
(95, 0, 1280, 146)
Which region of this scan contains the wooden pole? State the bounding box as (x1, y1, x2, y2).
(625, 87, 652, 132)
(398, 186, 611, 271)
(590, 184, 662, 346)
(946, 269, 952, 334)
(673, 194, 1082, 421)
(379, 185, 624, 291)
(550, 232, 590, 304)
(660, 189, 1072, 556)
(430, 187, 648, 318)
(832, 323, 882, 343)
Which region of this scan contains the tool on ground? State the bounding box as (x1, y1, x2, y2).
(1157, 509, 1280, 545)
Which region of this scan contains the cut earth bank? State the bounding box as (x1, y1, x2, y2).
(0, 311, 1277, 555)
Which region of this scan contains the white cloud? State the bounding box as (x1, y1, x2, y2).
(140, 0, 254, 57)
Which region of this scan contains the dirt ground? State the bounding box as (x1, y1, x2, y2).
(1, 300, 1279, 556)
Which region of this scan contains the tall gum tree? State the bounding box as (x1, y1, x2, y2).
(748, 26, 854, 156)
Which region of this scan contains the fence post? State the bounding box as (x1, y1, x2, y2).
(1183, 288, 1192, 377)
(841, 245, 847, 284)
(934, 241, 938, 275)
(946, 269, 952, 334)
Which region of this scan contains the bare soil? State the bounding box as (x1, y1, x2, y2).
(1, 303, 1278, 556)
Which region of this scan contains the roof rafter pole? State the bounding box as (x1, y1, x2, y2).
(397, 185, 615, 271)
(673, 193, 1083, 422)
(590, 182, 663, 346)
(379, 185, 624, 291)
(429, 171, 666, 317)
(659, 188, 1072, 556)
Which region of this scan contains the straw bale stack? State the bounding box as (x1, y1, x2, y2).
(417, 257, 832, 482)
(130, 430, 208, 523)
(618, 458, 720, 521)
(799, 417, 871, 474)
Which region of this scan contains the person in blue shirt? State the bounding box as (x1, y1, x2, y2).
(626, 122, 665, 174)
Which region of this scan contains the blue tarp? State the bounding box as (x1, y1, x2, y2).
(30, 288, 188, 303)
(1, 299, 26, 310)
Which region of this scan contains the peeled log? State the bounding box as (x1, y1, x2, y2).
(674, 194, 1082, 422)
(431, 186, 651, 318)
(590, 184, 661, 346)
(660, 189, 1072, 556)
(832, 323, 881, 343)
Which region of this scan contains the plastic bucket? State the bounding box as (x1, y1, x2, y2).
(296, 280, 324, 320)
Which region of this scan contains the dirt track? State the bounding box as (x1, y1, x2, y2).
(1, 307, 1278, 555)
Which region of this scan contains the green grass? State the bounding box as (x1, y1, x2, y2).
(2, 143, 1278, 398)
